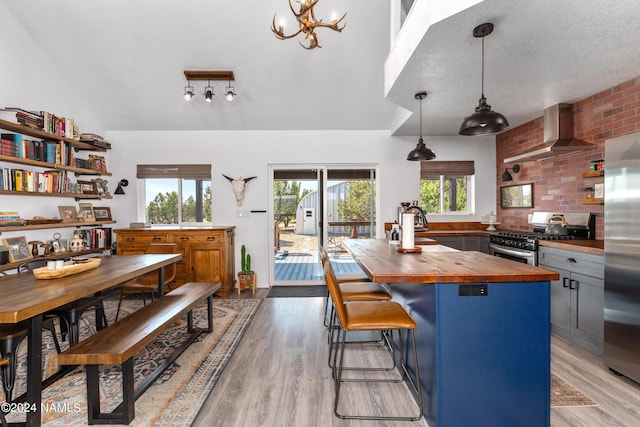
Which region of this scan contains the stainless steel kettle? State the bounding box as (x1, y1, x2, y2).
(545, 214, 568, 235)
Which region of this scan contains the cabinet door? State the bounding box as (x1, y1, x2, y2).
(547, 265, 571, 331)
(462, 236, 481, 251)
(571, 271, 604, 346)
(432, 236, 463, 250)
(189, 245, 223, 283)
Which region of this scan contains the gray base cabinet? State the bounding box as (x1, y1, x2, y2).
(539, 246, 604, 355)
(431, 235, 491, 254)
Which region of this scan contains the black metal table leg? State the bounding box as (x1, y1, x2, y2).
(26, 315, 43, 427)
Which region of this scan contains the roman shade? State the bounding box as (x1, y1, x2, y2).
(420, 161, 475, 179)
(136, 164, 211, 179)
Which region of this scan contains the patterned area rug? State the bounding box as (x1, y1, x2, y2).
(5, 296, 261, 426)
(551, 373, 598, 407)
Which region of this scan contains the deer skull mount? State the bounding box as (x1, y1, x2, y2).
(222, 174, 257, 206)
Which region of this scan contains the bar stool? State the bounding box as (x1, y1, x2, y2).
(324, 260, 423, 421)
(320, 246, 383, 328)
(0, 319, 62, 403)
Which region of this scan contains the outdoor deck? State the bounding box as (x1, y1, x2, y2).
(274, 250, 365, 282)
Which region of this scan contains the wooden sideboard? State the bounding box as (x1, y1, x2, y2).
(115, 226, 236, 297)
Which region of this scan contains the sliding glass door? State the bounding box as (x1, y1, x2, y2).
(270, 165, 377, 285)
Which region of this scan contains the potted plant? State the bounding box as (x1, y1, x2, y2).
(237, 244, 255, 293)
(0, 245, 9, 265)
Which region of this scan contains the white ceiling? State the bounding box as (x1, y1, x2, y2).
(5, 0, 640, 137)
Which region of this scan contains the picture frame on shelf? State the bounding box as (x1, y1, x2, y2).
(500, 183, 534, 209)
(58, 205, 78, 223)
(94, 178, 109, 195)
(92, 206, 112, 221)
(2, 236, 33, 263)
(77, 180, 98, 195)
(89, 155, 107, 173)
(78, 202, 95, 222)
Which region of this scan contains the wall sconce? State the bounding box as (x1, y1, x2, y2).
(501, 164, 520, 181)
(183, 70, 236, 103)
(114, 179, 129, 195)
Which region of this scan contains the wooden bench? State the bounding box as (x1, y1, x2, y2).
(57, 281, 221, 425)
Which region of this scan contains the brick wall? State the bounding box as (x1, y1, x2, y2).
(496, 76, 640, 239)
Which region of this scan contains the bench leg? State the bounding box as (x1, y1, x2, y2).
(86, 360, 135, 425)
(206, 295, 213, 333)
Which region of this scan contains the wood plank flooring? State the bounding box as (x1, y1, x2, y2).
(194, 293, 640, 426)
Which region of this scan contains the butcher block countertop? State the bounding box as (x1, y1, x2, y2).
(538, 239, 604, 255)
(342, 239, 559, 284)
(414, 229, 494, 237)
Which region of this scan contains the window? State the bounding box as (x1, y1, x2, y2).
(137, 164, 212, 224)
(420, 161, 474, 214)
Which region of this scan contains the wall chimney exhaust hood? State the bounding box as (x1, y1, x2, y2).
(504, 103, 595, 163)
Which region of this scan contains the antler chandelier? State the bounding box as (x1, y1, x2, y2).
(271, 0, 346, 50)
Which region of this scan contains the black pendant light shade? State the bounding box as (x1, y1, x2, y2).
(459, 23, 509, 136)
(407, 91, 436, 161)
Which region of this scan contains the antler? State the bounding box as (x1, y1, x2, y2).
(271, 0, 346, 49)
(244, 176, 258, 183)
(222, 174, 234, 182)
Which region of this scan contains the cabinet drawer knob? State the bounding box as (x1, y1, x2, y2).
(567, 257, 577, 263)
(180, 237, 189, 241)
(207, 236, 215, 241)
(126, 237, 134, 242)
(152, 237, 162, 242)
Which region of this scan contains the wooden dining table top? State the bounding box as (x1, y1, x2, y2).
(0, 254, 181, 323)
(342, 238, 559, 284)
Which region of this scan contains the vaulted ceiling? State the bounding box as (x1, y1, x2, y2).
(5, 0, 640, 137)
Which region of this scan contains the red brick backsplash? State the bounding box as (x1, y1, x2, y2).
(496, 76, 640, 239)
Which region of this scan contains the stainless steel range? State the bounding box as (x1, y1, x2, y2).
(489, 212, 595, 265)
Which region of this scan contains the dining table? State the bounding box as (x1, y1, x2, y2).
(341, 238, 558, 427)
(0, 254, 181, 427)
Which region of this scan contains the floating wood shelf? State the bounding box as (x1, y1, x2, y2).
(582, 170, 604, 178)
(582, 198, 604, 205)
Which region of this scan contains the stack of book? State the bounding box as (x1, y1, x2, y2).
(79, 133, 111, 149)
(0, 211, 26, 227)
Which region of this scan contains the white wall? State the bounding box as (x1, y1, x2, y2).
(106, 130, 496, 287)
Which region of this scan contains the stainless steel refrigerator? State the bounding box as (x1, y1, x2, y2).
(604, 132, 640, 383)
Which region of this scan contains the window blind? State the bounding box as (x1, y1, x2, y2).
(420, 161, 475, 179)
(136, 164, 211, 179)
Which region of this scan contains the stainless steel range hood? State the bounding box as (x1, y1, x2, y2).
(504, 103, 595, 163)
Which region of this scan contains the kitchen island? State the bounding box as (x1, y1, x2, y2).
(342, 239, 559, 427)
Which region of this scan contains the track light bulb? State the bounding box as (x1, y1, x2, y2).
(225, 87, 236, 102)
(204, 86, 214, 103)
(183, 85, 194, 101)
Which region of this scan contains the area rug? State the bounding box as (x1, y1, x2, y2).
(267, 285, 327, 298)
(6, 296, 261, 426)
(550, 373, 598, 407)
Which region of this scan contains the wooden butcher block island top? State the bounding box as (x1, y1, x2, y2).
(342, 239, 559, 284)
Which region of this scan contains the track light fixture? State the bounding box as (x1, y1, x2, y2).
(183, 81, 195, 101)
(459, 23, 509, 135)
(204, 81, 214, 103)
(407, 91, 436, 161)
(182, 70, 236, 103)
(501, 164, 520, 182)
(225, 79, 236, 102)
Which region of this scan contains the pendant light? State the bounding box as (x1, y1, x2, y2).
(407, 91, 436, 161)
(459, 23, 509, 135)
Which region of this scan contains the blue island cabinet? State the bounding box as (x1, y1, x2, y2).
(390, 281, 550, 427)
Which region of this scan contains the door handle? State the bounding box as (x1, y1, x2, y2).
(562, 277, 569, 288)
(569, 279, 577, 290)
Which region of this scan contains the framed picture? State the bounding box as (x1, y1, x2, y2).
(92, 206, 112, 221)
(94, 178, 109, 195)
(58, 205, 78, 223)
(78, 202, 95, 221)
(2, 236, 33, 263)
(78, 180, 98, 195)
(500, 183, 534, 209)
(89, 155, 107, 173)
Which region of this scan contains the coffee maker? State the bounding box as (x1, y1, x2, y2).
(398, 201, 428, 230)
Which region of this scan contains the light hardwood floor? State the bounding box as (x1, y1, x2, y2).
(194, 293, 640, 427)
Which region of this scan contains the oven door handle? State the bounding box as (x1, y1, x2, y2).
(489, 244, 535, 258)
